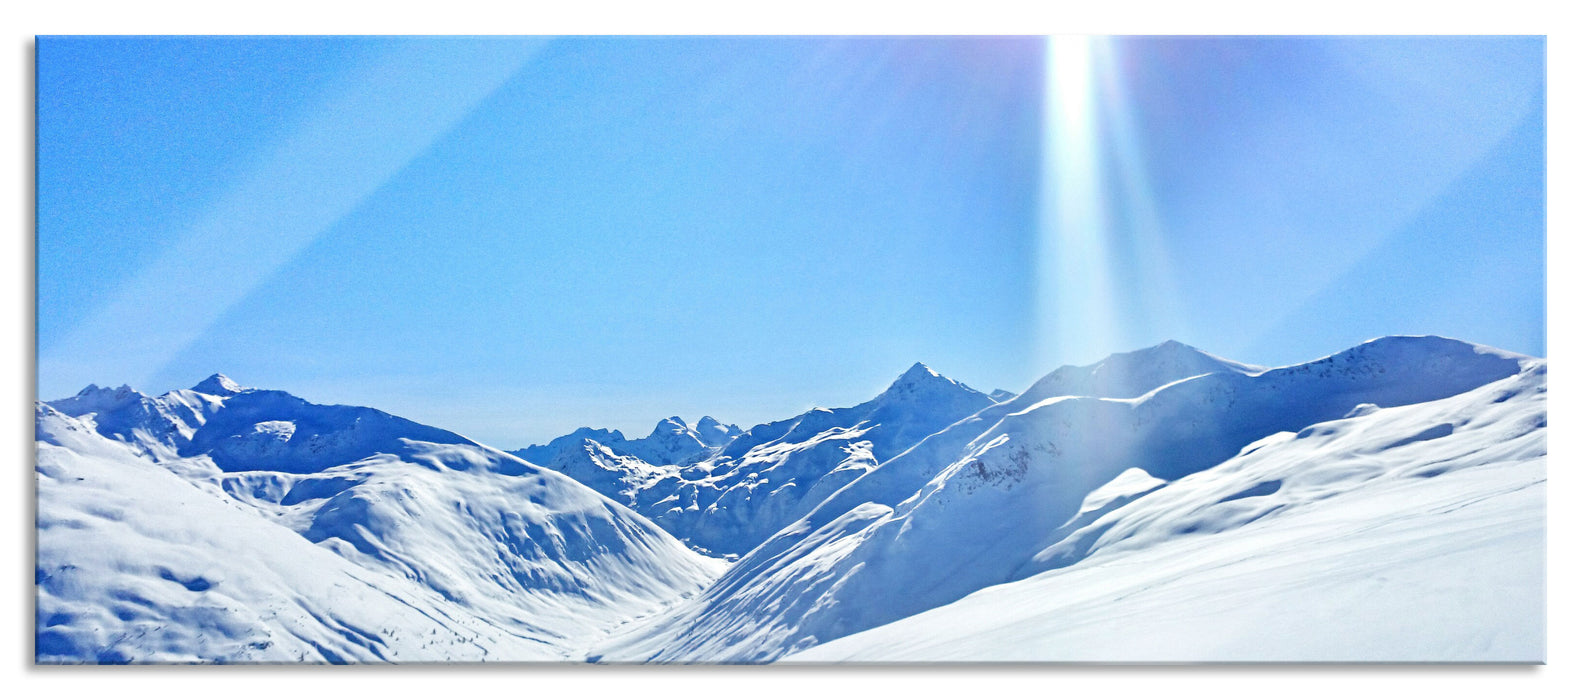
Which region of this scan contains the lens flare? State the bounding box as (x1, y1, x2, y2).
(1091, 39, 1186, 348)
(1037, 36, 1183, 372)
(1037, 35, 1118, 369)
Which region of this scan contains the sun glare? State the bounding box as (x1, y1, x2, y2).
(1038, 35, 1119, 369)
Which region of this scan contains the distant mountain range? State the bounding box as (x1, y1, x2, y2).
(35, 336, 1546, 663)
(509, 360, 997, 557)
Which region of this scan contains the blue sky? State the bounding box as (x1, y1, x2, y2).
(36, 36, 1545, 446)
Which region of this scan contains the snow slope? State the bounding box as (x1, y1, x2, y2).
(589, 336, 1539, 662)
(791, 360, 1546, 662)
(763, 340, 1268, 529)
(36, 405, 554, 662)
(36, 336, 1546, 664)
(36, 380, 724, 663)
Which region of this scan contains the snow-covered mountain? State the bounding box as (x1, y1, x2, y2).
(512, 415, 743, 469)
(588, 336, 1543, 662)
(513, 362, 996, 557)
(36, 336, 1546, 664)
(791, 360, 1546, 662)
(46, 377, 230, 460)
(35, 378, 723, 663)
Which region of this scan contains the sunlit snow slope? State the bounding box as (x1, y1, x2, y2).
(790, 360, 1545, 662)
(36, 378, 723, 663)
(37, 336, 1546, 664)
(589, 337, 1544, 662)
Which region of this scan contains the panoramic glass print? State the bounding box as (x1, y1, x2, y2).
(35, 35, 1545, 663)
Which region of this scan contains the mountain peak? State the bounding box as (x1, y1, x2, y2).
(1107, 339, 1205, 364)
(1098, 339, 1259, 374)
(648, 416, 690, 439)
(694, 416, 742, 447)
(875, 362, 987, 407)
(695, 415, 740, 432)
(67, 383, 139, 401)
(192, 373, 246, 397)
(1020, 340, 1261, 403)
(886, 362, 947, 391)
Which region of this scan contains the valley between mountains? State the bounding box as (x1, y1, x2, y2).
(34, 336, 1546, 663)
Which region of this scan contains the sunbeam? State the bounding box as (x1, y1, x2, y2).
(1037, 35, 1119, 369)
(1091, 38, 1187, 347)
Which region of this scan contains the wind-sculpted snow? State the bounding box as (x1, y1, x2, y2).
(519, 362, 995, 557)
(1019, 360, 1546, 577)
(226, 444, 726, 650)
(589, 336, 1536, 662)
(35, 383, 723, 663)
(791, 362, 1546, 662)
(36, 407, 559, 662)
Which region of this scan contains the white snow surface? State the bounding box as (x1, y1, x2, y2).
(36, 336, 1546, 664)
(35, 383, 723, 663)
(587, 337, 1543, 662)
(791, 364, 1545, 662)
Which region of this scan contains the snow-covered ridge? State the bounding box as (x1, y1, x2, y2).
(36, 378, 724, 663)
(1011, 339, 1263, 406)
(589, 335, 1541, 662)
(792, 361, 1546, 662)
(512, 416, 744, 469)
(187, 390, 477, 474)
(513, 361, 995, 557)
(45, 376, 482, 475)
(36, 335, 1545, 663)
(44, 379, 228, 460)
(37, 405, 560, 663)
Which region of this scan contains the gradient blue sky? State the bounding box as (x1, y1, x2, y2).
(36, 36, 1545, 446)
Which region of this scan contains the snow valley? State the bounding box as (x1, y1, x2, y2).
(34, 336, 1545, 663)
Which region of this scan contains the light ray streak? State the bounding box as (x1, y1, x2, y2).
(42, 38, 548, 389)
(1037, 35, 1119, 369)
(1091, 39, 1187, 345)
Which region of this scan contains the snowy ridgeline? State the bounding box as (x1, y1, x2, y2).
(36, 380, 724, 663)
(508, 361, 996, 557)
(35, 336, 1545, 663)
